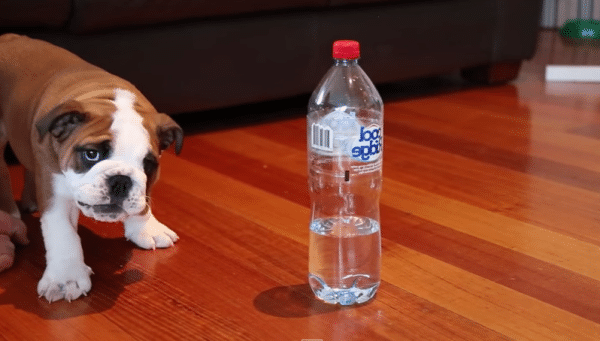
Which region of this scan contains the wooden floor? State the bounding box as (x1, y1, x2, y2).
(1, 30, 599, 340)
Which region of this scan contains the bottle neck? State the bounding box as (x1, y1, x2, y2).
(334, 58, 359, 66)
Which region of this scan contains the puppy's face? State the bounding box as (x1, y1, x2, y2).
(36, 89, 183, 222)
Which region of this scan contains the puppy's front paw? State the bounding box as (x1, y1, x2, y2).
(37, 262, 93, 303)
(125, 215, 179, 250)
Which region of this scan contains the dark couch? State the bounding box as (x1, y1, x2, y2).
(0, 0, 543, 115)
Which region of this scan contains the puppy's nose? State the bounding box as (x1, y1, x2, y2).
(107, 175, 133, 199)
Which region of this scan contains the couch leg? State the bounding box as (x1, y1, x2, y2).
(461, 61, 522, 84)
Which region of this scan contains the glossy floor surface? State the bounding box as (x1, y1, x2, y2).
(0, 30, 599, 340)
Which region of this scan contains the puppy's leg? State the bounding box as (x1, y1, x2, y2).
(123, 208, 178, 250)
(19, 170, 38, 213)
(37, 176, 92, 302)
(0, 125, 20, 219)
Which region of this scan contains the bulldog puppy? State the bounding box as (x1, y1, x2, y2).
(0, 34, 183, 302)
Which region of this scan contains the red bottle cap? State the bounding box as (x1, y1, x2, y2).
(333, 40, 360, 59)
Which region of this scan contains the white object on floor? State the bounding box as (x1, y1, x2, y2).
(545, 65, 600, 82)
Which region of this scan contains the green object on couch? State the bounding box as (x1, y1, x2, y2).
(560, 19, 600, 40)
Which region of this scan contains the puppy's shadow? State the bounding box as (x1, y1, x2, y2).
(0, 214, 143, 320)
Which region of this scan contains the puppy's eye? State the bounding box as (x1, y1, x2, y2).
(83, 150, 100, 162)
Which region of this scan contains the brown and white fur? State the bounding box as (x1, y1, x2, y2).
(0, 34, 183, 302)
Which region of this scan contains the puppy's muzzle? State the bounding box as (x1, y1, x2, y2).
(77, 174, 135, 215)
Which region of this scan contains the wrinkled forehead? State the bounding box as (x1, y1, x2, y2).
(109, 89, 154, 163)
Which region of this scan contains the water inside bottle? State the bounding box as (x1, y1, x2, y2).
(308, 216, 381, 305)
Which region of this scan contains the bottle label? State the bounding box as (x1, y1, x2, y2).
(310, 109, 382, 165)
(350, 125, 382, 162)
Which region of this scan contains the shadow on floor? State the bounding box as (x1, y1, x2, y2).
(254, 283, 376, 318)
(0, 213, 140, 320)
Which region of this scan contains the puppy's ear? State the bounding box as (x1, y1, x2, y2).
(156, 113, 183, 155)
(36, 100, 88, 143)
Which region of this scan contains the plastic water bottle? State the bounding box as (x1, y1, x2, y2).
(307, 40, 383, 305)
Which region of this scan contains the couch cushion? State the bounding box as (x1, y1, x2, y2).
(329, 0, 415, 5)
(0, 0, 71, 28)
(70, 0, 328, 33)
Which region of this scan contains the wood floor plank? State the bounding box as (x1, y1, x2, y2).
(381, 179, 600, 281)
(380, 139, 600, 246)
(380, 205, 600, 323)
(384, 118, 600, 192)
(382, 243, 600, 341)
(159, 153, 309, 245)
(386, 93, 600, 173)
